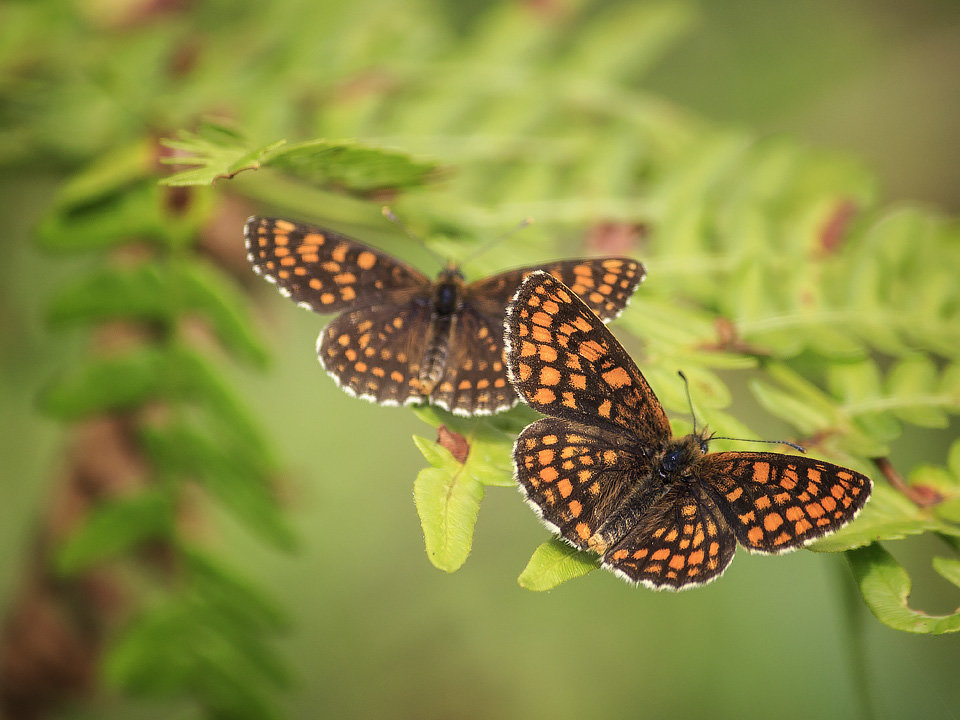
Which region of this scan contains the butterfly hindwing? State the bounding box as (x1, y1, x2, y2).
(697, 452, 872, 554)
(429, 308, 516, 416)
(505, 271, 671, 441)
(601, 484, 737, 590)
(245, 217, 431, 313)
(514, 417, 648, 549)
(318, 302, 434, 405)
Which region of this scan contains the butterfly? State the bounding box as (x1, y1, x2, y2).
(245, 217, 646, 416)
(504, 272, 872, 590)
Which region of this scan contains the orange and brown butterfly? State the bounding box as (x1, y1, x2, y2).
(245, 217, 645, 416)
(504, 272, 872, 590)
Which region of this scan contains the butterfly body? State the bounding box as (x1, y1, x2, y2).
(246, 217, 645, 416)
(506, 272, 871, 590)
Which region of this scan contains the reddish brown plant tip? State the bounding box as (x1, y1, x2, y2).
(524, 0, 573, 22)
(872, 456, 941, 508)
(164, 185, 192, 215)
(817, 200, 858, 256)
(335, 70, 396, 103)
(437, 425, 470, 464)
(699, 317, 770, 356)
(586, 221, 648, 256)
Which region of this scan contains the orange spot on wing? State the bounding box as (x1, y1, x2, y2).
(540, 466, 559, 482)
(763, 512, 783, 531)
(601, 366, 631, 388)
(752, 462, 770, 484)
(540, 367, 561, 386)
(532, 388, 556, 404)
(539, 345, 558, 362)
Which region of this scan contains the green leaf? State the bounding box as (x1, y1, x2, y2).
(184, 549, 289, 633)
(161, 123, 439, 193)
(56, 490, 173, 573)
(414, 463, 485, 573)
(179, 261, 270, 367)
(161, 122, 287, 187)
(40, 348, 169, 419)
(142, 423, 295, 551)
(847, 543, 960, 634)
(46, 264, 179, 327)
(267, 139, 439, 194)
(933, 556, 960, 590)
(104, 598, 287, 720)
(518, 539, 598, 591)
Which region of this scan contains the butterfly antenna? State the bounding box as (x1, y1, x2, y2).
(710, 436, 806, 453)
(381, 206, 447, 267)
(677, 370, 698, 435)
(461, 217, 534, 265)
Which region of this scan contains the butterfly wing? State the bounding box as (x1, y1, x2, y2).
(514, 417, 649, 548)
(466, 257, 645, 321)
(600, 484, 737, 590)
(428, 308, 517, 416)
(696, 452, 872, 554)
(245, 216, 431, 313)
(505, 272, 671, 444)
(318, 301, 434, 405)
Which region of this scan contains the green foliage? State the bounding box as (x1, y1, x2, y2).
(32, 132, 294, 714)
(104, 550, 289, 720)
(8, 4, 960, 718)
(169, 0, 960, 634)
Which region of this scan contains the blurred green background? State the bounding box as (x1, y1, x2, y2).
(2, 1, 959, 719)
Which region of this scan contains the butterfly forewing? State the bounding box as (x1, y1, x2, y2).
(602, 485, 737, 590)
(697, 452, 872, 554)
(514, 417, 647, 548)
(467, 258, 645, 321)
(318, 302, 433, 405)
(505, 271, 671, 441)
(245, 217, 431, 313)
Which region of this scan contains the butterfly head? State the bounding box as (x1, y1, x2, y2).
(437, 260, 465, 282)
(433, 263, 465, 317)
(657, 435, 708, 482)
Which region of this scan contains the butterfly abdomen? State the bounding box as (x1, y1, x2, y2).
(418, 277, 463, 393)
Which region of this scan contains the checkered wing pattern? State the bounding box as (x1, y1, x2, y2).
(698, 452, 872, 554)
(514, 417, 646, 546)
(601, 484, 737, 590)
(429, 308, 516, 416)
(466, 257, 644, 321)
(318, 302, 433, 405)
(507, 272, 873, 591)
(245, 217, 431, 313)
(505, 272, 671, 441)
